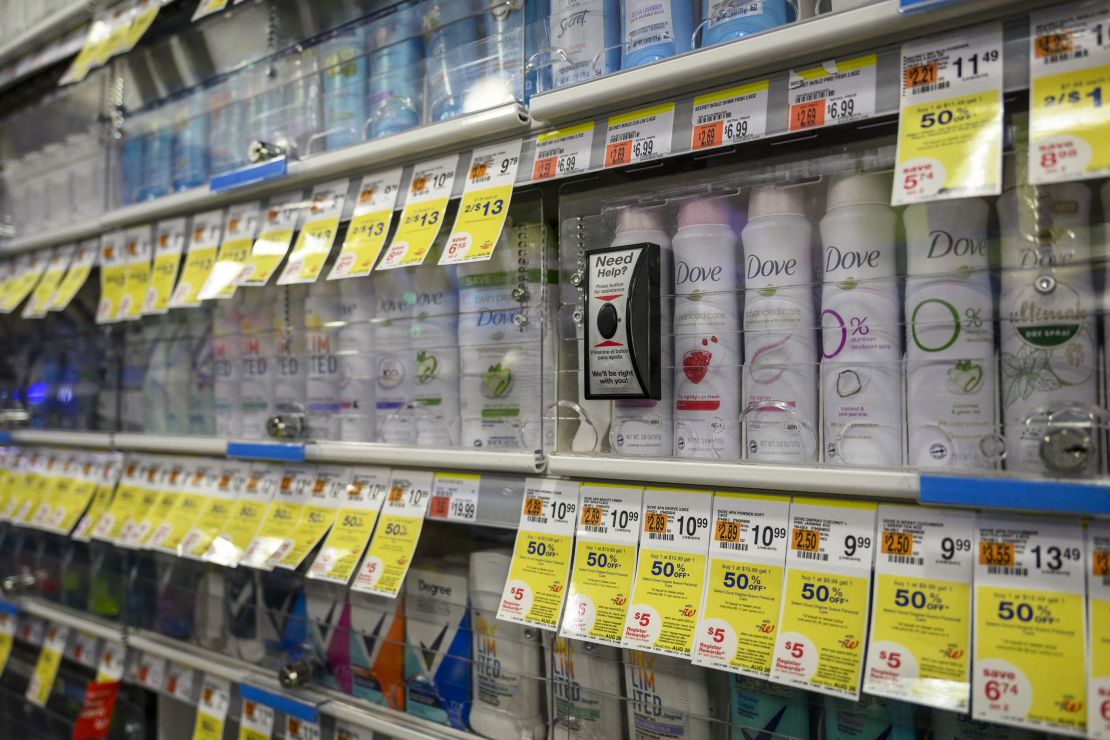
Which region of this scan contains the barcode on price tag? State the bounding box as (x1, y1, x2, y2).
(692, 81, 769, 150)
(604, 103, 675, 168)
(532, 122, 594, 181)
(788, 56, 876, 132)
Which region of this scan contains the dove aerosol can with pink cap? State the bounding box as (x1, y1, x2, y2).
(672, 197, 741, 459)
(609, 207, 674, 456)
(998, 172, 1098, 475)
(903, 197, 996, 470)
(819, 173, 903, 467)
(740, 185, 818, 462)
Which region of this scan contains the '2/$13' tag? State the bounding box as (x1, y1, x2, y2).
(973, 515, 1087, 736)
(327, 169, 404, 280)
(691, 493, 790, 678)
(279, 179, 349, 284)
(97, 232, 128, 323)
(498, 478, 580, 630)
(170, 210, 224, 308)
(1088, 521, 1110, 739)
(238, 192, 304, 287)
(308, 467, 390, 584)
(199, 203, 261, 300)
(893, 23, 1004, 205)
(621, 488, 712, 658)
(1029, 3, 1110, 184)
(49, 238, 99, 313)
(377, 156, 459, 270)
(351, 469, 433, 597)
(24, 245, 75, 319)
(864, 505, 975, 712)
(119, 225, 154, 321)
(560, 483, 643, 646)
(144, 218, 186, 315)
(439, 139, 523, 265)
(770, 498, 876, 700)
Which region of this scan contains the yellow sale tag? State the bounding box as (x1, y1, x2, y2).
(1029, 4, 1110, 183)
(351, 470, 433, 597)
(97, 233, 128, 323)
(692, 493, 790, 678)
(144, 219, 186, 314)
(239, 193, 302, 286)
(24, 245, 75, 318)
(115, 464, 162, 547)
(440, 141, 522, 264)
(170, 211, 224, 308)
(50, 240, 98, 312)
(893, 24, 1004, 204)
(59, 15, 112, 85)
(771, 499, 876, 699)
(93, 9, 131, 66)
(308, 468, 390, 584)
(0, 611, 15, 677)
(182, 467, 247, 558)
(1, 253, 47, 314)
(193, 0, 230, 21)
(328, 170, 403, 279)
(864, 505, 974, 712)
(273, 467, 348, 569)
(622, 488, 712, 658)
(561, 483, 643, 646)
(241, 467, 313, 569)
(205, 470, 278, 567)
(1089, 521, 1110, 738)
(377, 156, 458, 270)
(148, 466, 213, 552)
(26, 624, 69, 706)
(279, 179, 348, 284)
(192, 676, 231, 740)
(55, 474, 99, 535)
(199, 204, 261, 300)
(238, 698, 275, 740)
(973, 516, 1087, 735)
(120, 1, 159, 53)
(498, 479, 579, 630)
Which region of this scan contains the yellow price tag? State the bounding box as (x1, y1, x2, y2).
(50, 240, 98, 312)
(1, 253, 47, 314)
(97, 234, 128, 323)
(26, 624, 69, 707)
(1088, 522, 1110, 737)
(171, 211, 224, 308)
(692, 494, 789, 678)
(279, 179, 348, 284)
(120, 1, 159, 53)
(192, 676, 231, 740)
(24, 246, 75, 318)
(240, 194, 302, 286)
(192, 0, 230, 21)
(182, 467, 247, 558)
(351, 470, 433, 597)
(893, 25, 1004, 204)
(241, 467, 313, 569)
(207, 472, 277, 566)
(377, 156, 458, 270)
(144, 220, 186, 314)
(199, 205, 261, 300)
(0, 610, 15, 677)
(439, 141, 522, 265)
(308, 468, 389, 583)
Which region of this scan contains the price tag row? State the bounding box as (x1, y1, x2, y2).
(497, 482, 1106, 737)
(60, 0, 161, 86)
(0, 448, 489, 598)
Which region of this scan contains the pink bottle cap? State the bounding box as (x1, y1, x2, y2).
(615, 207, 667, 233)
(677, 197, 734, 230)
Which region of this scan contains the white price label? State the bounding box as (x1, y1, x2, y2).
(427, 473, 480, 523)
(788, 55, 877, 132)
(531, 122, 594, 181)
(691, 81, 770, 150)
(604, 103, 675, 167)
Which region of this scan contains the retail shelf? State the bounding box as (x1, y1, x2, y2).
(8, 429, 114, 449)
(0, 1, 93, 70)
(546, 454, 918, 499)
(18, 598, 125, 642)
(111, 433, 229, 456)
(2, 102, 531, 256)
(528, 0, 1029, 125)
(316, 687, 474, 740)
(307, 441, 545, 475)
(127, 630, 253, 684)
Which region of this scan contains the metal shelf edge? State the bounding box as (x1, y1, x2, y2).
(112, 433, 230, 456)
(127, 630, 251, 684)
(306, 441, 546, 474)
(545, 454, 919, 499)
(18, 598, 124, 642)
(0, 1, 92, 68)
(8, 430, 114, 449)
(528, 0, 1030, 125)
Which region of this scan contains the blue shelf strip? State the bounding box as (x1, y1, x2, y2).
(238, 683, 318, 724)
(921, 474, 1110, 515)
(0, 600, 19, 616)
(226, 441, 306, 463)
(0, 431, 11, 444)
(210, 158, 288, 192)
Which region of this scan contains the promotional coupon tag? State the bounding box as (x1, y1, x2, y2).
(604, 103, 675, 167)
(149, 464, 216, 554)
(49, 238, 99, 312)
(241, 465, 314, 570)
(140, 464, 184, 548)
(119, 0, 160, 53)
(692, 493, 790, 677)
(498, 478, 580, 630)
(199, 203, 261, 299)
(973, 515, 1087, 736)
(96, 232, 128, 323)
(560, 483, 643, 646)
(864, 505, 975, 711)
(1088, 520, 1110, 739)
(182, 464, 247, 558)
(119, 225, 154, 321)
(285, 717, 321, 740)
(0, 609, 16, 677)
(893, 23, 1004, 204)
(327, 169, 403, 279)
(92, 460, 144, 542)
(427, 472, 480, 523)
(24, 245, 75, 318)
(55, 457, 101, 534)
(770, 498, 876, 699)
(3, 252, 48, 314)
(73, 459, 122, 542)
(144, 218, 187, 314)
(1029, 2, 1110, 183)
(278, 179, 349, 284)
(308, 466, 390, 584)
(238, 192, 304, 286)
(351, 469, 433, 597)
(116, 461, 163, 548)
(273, 465, 350, 570)
(26, 624, 69, 706)
(440, 140, 522, 265)
(239, 696, 275, 740)
(788, 55, 877, 132)
(691, 81, 770, 151)
(96, 641, 126, 683)
(205, 466, 279, 567)
(377, 156, 459, 270)
(69, 632, 99, 669)
(192, 676, 231, 740)
(60, 13, 112, 85)
(164, 662, 196, 703)
(170, 210, 224, 307)
(621, 488, 712, 657)
(192, 0, 229, 22)
(531, 122, 594, 181)
(135, 653, 167, 692)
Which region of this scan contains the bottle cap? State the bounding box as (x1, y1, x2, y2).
(748, 185, 807, 219)
(615, 207, 667, 234)
(825, 173, 892, 210)
(677, 197, 734, 230)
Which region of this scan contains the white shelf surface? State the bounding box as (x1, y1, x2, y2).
(9, 430, 114, 449)
(307, 440, 545, 475)
(112, 433, 230, 456)
(19, 598, 125, 642)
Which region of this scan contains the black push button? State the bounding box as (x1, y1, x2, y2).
(597, 302, 618, 339)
